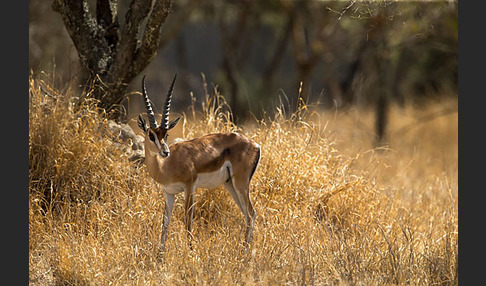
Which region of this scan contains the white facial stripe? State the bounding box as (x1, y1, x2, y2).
(154, 136, 163, 150)
(147, 130, 167, 157)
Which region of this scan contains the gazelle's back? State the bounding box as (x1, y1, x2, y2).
(169, 132, 259, 173)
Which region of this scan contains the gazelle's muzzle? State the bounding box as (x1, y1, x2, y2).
(159, 143, 170, 158)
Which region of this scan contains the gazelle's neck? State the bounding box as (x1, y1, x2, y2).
(144, 149, 168, 184)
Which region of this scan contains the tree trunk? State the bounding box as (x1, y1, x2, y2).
(217, 1, 255, 121)
(374, 94, 389, 148)
(52, 0, 173, 118)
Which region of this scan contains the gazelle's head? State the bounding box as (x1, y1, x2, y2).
(138, 74, 181, 158)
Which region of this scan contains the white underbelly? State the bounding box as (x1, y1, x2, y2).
(162, 161, 232, 194)
(196, 161, 232, 189)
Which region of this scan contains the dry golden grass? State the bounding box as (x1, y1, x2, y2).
(29, 74, 457, 285)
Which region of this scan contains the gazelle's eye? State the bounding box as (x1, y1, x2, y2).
(149, 132, 156, 142)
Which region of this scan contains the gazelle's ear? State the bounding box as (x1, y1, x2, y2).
(167, 116, 181, 130)
(137, 114, 147, 132)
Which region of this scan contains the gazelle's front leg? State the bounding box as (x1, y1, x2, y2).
(160, 192, 175, 252)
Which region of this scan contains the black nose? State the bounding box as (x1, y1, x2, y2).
(162, 151, 170, 157)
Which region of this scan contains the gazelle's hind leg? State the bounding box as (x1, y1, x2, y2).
(224, 176, 256, 248)
(184, 184, 196, 249)
(240, 183, 256, 248)
(224, 181, 245, 217)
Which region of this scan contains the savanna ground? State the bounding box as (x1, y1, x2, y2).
(29, 74, 458, 285)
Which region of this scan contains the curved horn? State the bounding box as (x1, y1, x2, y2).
(141, 75, 158, 129)
(161, 73, 177, 129)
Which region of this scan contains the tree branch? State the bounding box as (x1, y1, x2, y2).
(96, 0, 117, 29)
(96, 0, 119, 48)
(109, 0, 152, 81)
(133, 0, 173, 76)
(52, 0, 108, 74)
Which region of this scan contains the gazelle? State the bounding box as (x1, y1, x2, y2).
(137, 74, 261, 252)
